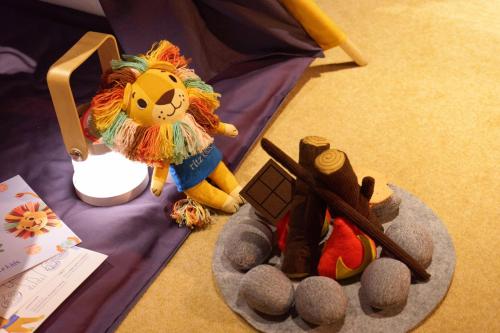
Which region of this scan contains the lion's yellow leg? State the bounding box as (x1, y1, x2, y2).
(185, 180, 239, 213)
(151, 164, 169, 196)
(207, 162, 243, 204)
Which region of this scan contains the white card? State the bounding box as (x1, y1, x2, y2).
(0, 247, 107, 332)
(0, 247, 85, 318)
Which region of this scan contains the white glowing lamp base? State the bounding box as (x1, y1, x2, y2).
(72, 151, 149, 206)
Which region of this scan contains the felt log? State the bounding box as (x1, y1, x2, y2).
(260, 138, 430, 281)
(281, 136, 329, 278)
(314, 149, 373, 220)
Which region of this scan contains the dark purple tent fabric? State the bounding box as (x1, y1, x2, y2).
(0, 1, 321, 332)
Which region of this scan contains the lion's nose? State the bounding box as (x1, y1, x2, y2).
(156, 89, 175, 105)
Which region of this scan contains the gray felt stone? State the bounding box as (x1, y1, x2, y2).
(240, 265, 294, 316)
(385, 219, 434, 268)
(361, 258, 411, 310)
(295, 276, 348, 326)
(224, 223, 272, 271)
(239, 217, 274, 241)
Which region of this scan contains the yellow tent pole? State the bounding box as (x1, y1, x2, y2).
(280, 0, 368, 66)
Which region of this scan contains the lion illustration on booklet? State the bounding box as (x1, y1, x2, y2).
(5, 202, 61, 239)
(86, 41, 244, 227)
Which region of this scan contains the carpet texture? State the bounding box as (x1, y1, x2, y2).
(117, 0, 500, 332)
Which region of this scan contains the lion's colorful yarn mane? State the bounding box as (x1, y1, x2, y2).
(89, 41, 221, 166)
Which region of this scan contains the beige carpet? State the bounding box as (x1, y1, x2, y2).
(117, 0, 500, 332)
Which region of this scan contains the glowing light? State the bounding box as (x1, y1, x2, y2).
(72, 150, 149, 206)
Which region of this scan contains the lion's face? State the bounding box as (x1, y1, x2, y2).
(18, 211, 48, 232)
(126, 69, 189, 126)
(5, 202, 61, 238)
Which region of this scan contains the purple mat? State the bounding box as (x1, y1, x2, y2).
(0, 1, 321, 332)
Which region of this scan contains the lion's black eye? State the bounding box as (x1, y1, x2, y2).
(137, 98, 147, 109)
(169, 75, 177, 83)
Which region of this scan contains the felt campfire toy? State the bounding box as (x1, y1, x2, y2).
(257, 138, 430, 281)
(87, 41, 244, 226)
(276, 137, 377, 280)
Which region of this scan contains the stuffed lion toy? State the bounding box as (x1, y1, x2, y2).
(87, 41, 244, 224)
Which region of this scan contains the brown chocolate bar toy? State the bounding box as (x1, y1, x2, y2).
(240, 159, 294, 223)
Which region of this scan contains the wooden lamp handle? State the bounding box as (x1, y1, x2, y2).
(47, 32, 120, 161)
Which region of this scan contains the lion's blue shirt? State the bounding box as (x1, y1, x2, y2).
(169, 144, 222, 191)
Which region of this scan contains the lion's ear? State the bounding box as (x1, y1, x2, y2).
(121, 83, 132, 111)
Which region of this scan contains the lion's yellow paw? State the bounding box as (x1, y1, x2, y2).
(224, 124, 238, 137)
(150, 179, 164, 197)
(230, 185, 245, 205)
(221, 196, 239, 213)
